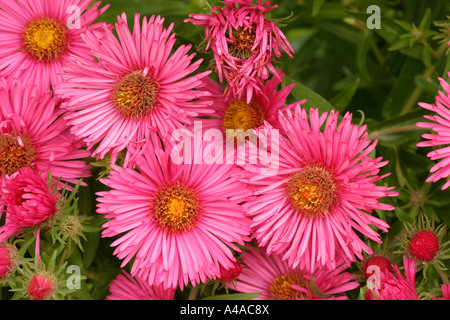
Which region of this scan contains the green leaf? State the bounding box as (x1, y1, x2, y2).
(82, 231, 101, 269)
(388, 37, 413, 51)
(367, 108, 427, 146)
(315, 20, 361, 45)
(285, 76, 334, 114)
(368, 108, 427, 133)
(418, 8, 432, 31)
(357, 286, 369, 300)
(422, 44, 431, 66)
(310, 2, 347, 19)
(394, 19, 413, 32)
(356, 34, 372, 80)
(436, 205, 450, 229)
(414, 74, 440, 93)
(381, 57, 425, 118)
(203, 292, 262, 300)
(395, 205, 414, 223)
(312, 0, 326, 16)
(330, 78, 360, 112)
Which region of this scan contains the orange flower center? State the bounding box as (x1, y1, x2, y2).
(153, 183, 200, 233)
(270, 272, 313, 300)
(0, 133, 35, 177)
(112, 70, 160, 119)
(286, 165, 336, 218)
(223, 100, 265, 132)
(23, 17, 69, 61)
(229, 28, 255, 59)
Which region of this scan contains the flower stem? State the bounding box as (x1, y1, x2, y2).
(401, 42, 448, 115)
(188, 286, 199, 300)
(368, 124, 421, 140)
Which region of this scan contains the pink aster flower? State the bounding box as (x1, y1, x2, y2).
(0, 167, 58, 242)
(0, 0, 110, 90)
(416, 74, 450, 190)
(185, 0, 294, 103)
(56, 13, 214, 163)
(434, 284, 450, 300)
(366, 256, 418, 300)
(234, 245, 359, 300)
(0, 78, 92, 192)
(0, 242, 19, 279)
(240, 104, 398, 272)
(198, 69, 299, 133)
(96, 132, 252, 290)
(106, 271, 176, 300)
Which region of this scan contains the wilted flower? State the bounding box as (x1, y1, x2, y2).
(186, 0, 294, 103)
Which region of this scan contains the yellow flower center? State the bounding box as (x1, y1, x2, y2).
(23, 17, 68, 61)
(270, 272, 313, 300)
(286, 165, 336, 218)
(0, 133, 35, 177)
(223, 100, 265, 132)
(112, 70, 160, 119)
(153, 183, 200, 233)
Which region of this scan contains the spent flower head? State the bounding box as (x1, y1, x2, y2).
(186, 0, 294, 103)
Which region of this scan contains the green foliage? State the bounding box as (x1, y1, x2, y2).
(2, 0, 450, 301)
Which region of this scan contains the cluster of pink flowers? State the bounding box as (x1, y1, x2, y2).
(0, 0, 449, 301)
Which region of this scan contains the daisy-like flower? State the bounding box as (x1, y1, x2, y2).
(56, 13, 214, 163)
(0, 0, 110, 90)
(234, 245, 359, 300)
(185, 0, 294, 103)
(416, 73, 450, 190)
(0, 78, 92, 190)
(199, 69, 299, 133)
(366, 256, 418, 300)
(0, 168, 57, 242)
(96, 132, 252, 290)
(240, 104, 398, 272)
(106, 271, 176, 300)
